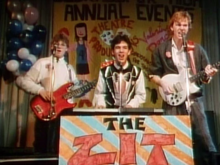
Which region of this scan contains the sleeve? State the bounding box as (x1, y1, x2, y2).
(148, 47, 164, 77)
(197, 44, 212, 83)
(92, 70, 107, 108)
(127, 70, 146, 108)
(16, 59, 44, 95)
(68, 64, 80, 85)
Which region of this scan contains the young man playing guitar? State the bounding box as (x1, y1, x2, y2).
(148, 11, 218, 165)
(17, 33, 79, 154)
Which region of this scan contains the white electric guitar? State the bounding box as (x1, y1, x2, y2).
(159, 62, 220, 106)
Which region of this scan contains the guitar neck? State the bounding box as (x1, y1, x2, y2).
(63, 81, 97, 99)
(189, 62, 220, 82)
(189, 70, 206, 82)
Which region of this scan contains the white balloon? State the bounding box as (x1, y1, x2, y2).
(23, 23, 34, 31)
(27, 54, 37, 64)
(18, 48, 29, 59)
(11, 12, 25, 23)
(6, 60, 19, 72)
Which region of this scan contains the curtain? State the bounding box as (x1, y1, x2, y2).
(202, 0, 220, 150)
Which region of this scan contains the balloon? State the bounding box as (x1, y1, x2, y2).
(18, 47, 29, 59)
(11, 12, 24, 23)
(7, 50, 20, 60)
(7, 38, 23, 51)
(33, 25, 47, 42)
(8, 19, 23, 36)
(27, 54, 37, 64)
(23, 23, 34, 31)
(20, 30, 34, 46)
(24, 7, 39, 25)
(7, 0, 21, 12)
(22, 1, 33, 11)
(19, 59, 32, 72)
(6, 60, 19, 72)
(30, 40, 44, 56)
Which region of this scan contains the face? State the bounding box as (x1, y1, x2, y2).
(112, 41, 131, 66)
(76, 27, 86, 38)
(170, 18, 189, 41)
(53, 40, 68, 58)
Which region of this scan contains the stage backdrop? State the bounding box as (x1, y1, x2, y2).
(59, 115, 193, 165)
(53, 0, 202, 108)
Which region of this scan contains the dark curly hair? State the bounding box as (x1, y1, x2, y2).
(111, 34, 132, 50)
(51, 33, 69, 48)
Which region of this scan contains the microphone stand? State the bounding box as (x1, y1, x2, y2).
(48, 46, 56, 119)
(119, 63, 123, 114)
(182, 34, 192, 114)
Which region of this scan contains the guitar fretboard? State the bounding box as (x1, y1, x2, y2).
(189, 62, 220, 82)
(63, 80, 97, 99)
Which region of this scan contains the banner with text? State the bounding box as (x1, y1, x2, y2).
(53, 0, 202, 108)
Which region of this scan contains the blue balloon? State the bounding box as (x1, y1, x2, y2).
(19, 59, 32, 72)
(30, 40, 44, 56)
(20, 30, 34, 46)
(7, 50, 20, 60)
(7, 38, 23, 51)
(33, 25, 47, 42)
(8, 19, 23, 36)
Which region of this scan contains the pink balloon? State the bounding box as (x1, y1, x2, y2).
(24, 7, 39, 25)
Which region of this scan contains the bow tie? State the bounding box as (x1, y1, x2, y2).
(113, 72, 131, 82)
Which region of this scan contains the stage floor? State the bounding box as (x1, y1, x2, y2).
(0, 147, 58, 165)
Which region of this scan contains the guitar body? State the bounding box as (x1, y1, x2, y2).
(158, 62, 220, 106)
(30, 83, 77, 121)
(158, 71, 200, 106)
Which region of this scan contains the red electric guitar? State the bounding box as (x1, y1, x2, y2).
(30, 80, 97, 121)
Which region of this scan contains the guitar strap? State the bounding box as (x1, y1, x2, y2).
(187, 40, 196, 74)
(67, 64, 73, 82)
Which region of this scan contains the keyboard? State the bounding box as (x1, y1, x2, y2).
(73, 108, 164, 113)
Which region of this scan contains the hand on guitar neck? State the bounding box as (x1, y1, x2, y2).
(204, 64, 218, 80)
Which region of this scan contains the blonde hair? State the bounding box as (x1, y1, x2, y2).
(168, 11, 192, 36)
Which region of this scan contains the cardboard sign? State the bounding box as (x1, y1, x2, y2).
(59, 115, 193, 165)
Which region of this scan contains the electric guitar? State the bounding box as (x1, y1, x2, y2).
(30, 79, 97, 121)
(159, 62, 220, 106)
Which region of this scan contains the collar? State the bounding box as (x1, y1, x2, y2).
(114, 61, 129, 70)
(51, 56, 66, 63)
(171, 38, 184, 52)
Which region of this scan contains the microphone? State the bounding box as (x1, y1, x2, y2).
(51, 44, 58, 55)
(182, 32, 187, 50)
(117, 61, 123, 72)
(118, 61, 123, 112)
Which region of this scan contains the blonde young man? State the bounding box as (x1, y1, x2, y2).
(148, 11, 217, 164)
(17, 33, 79, 154)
